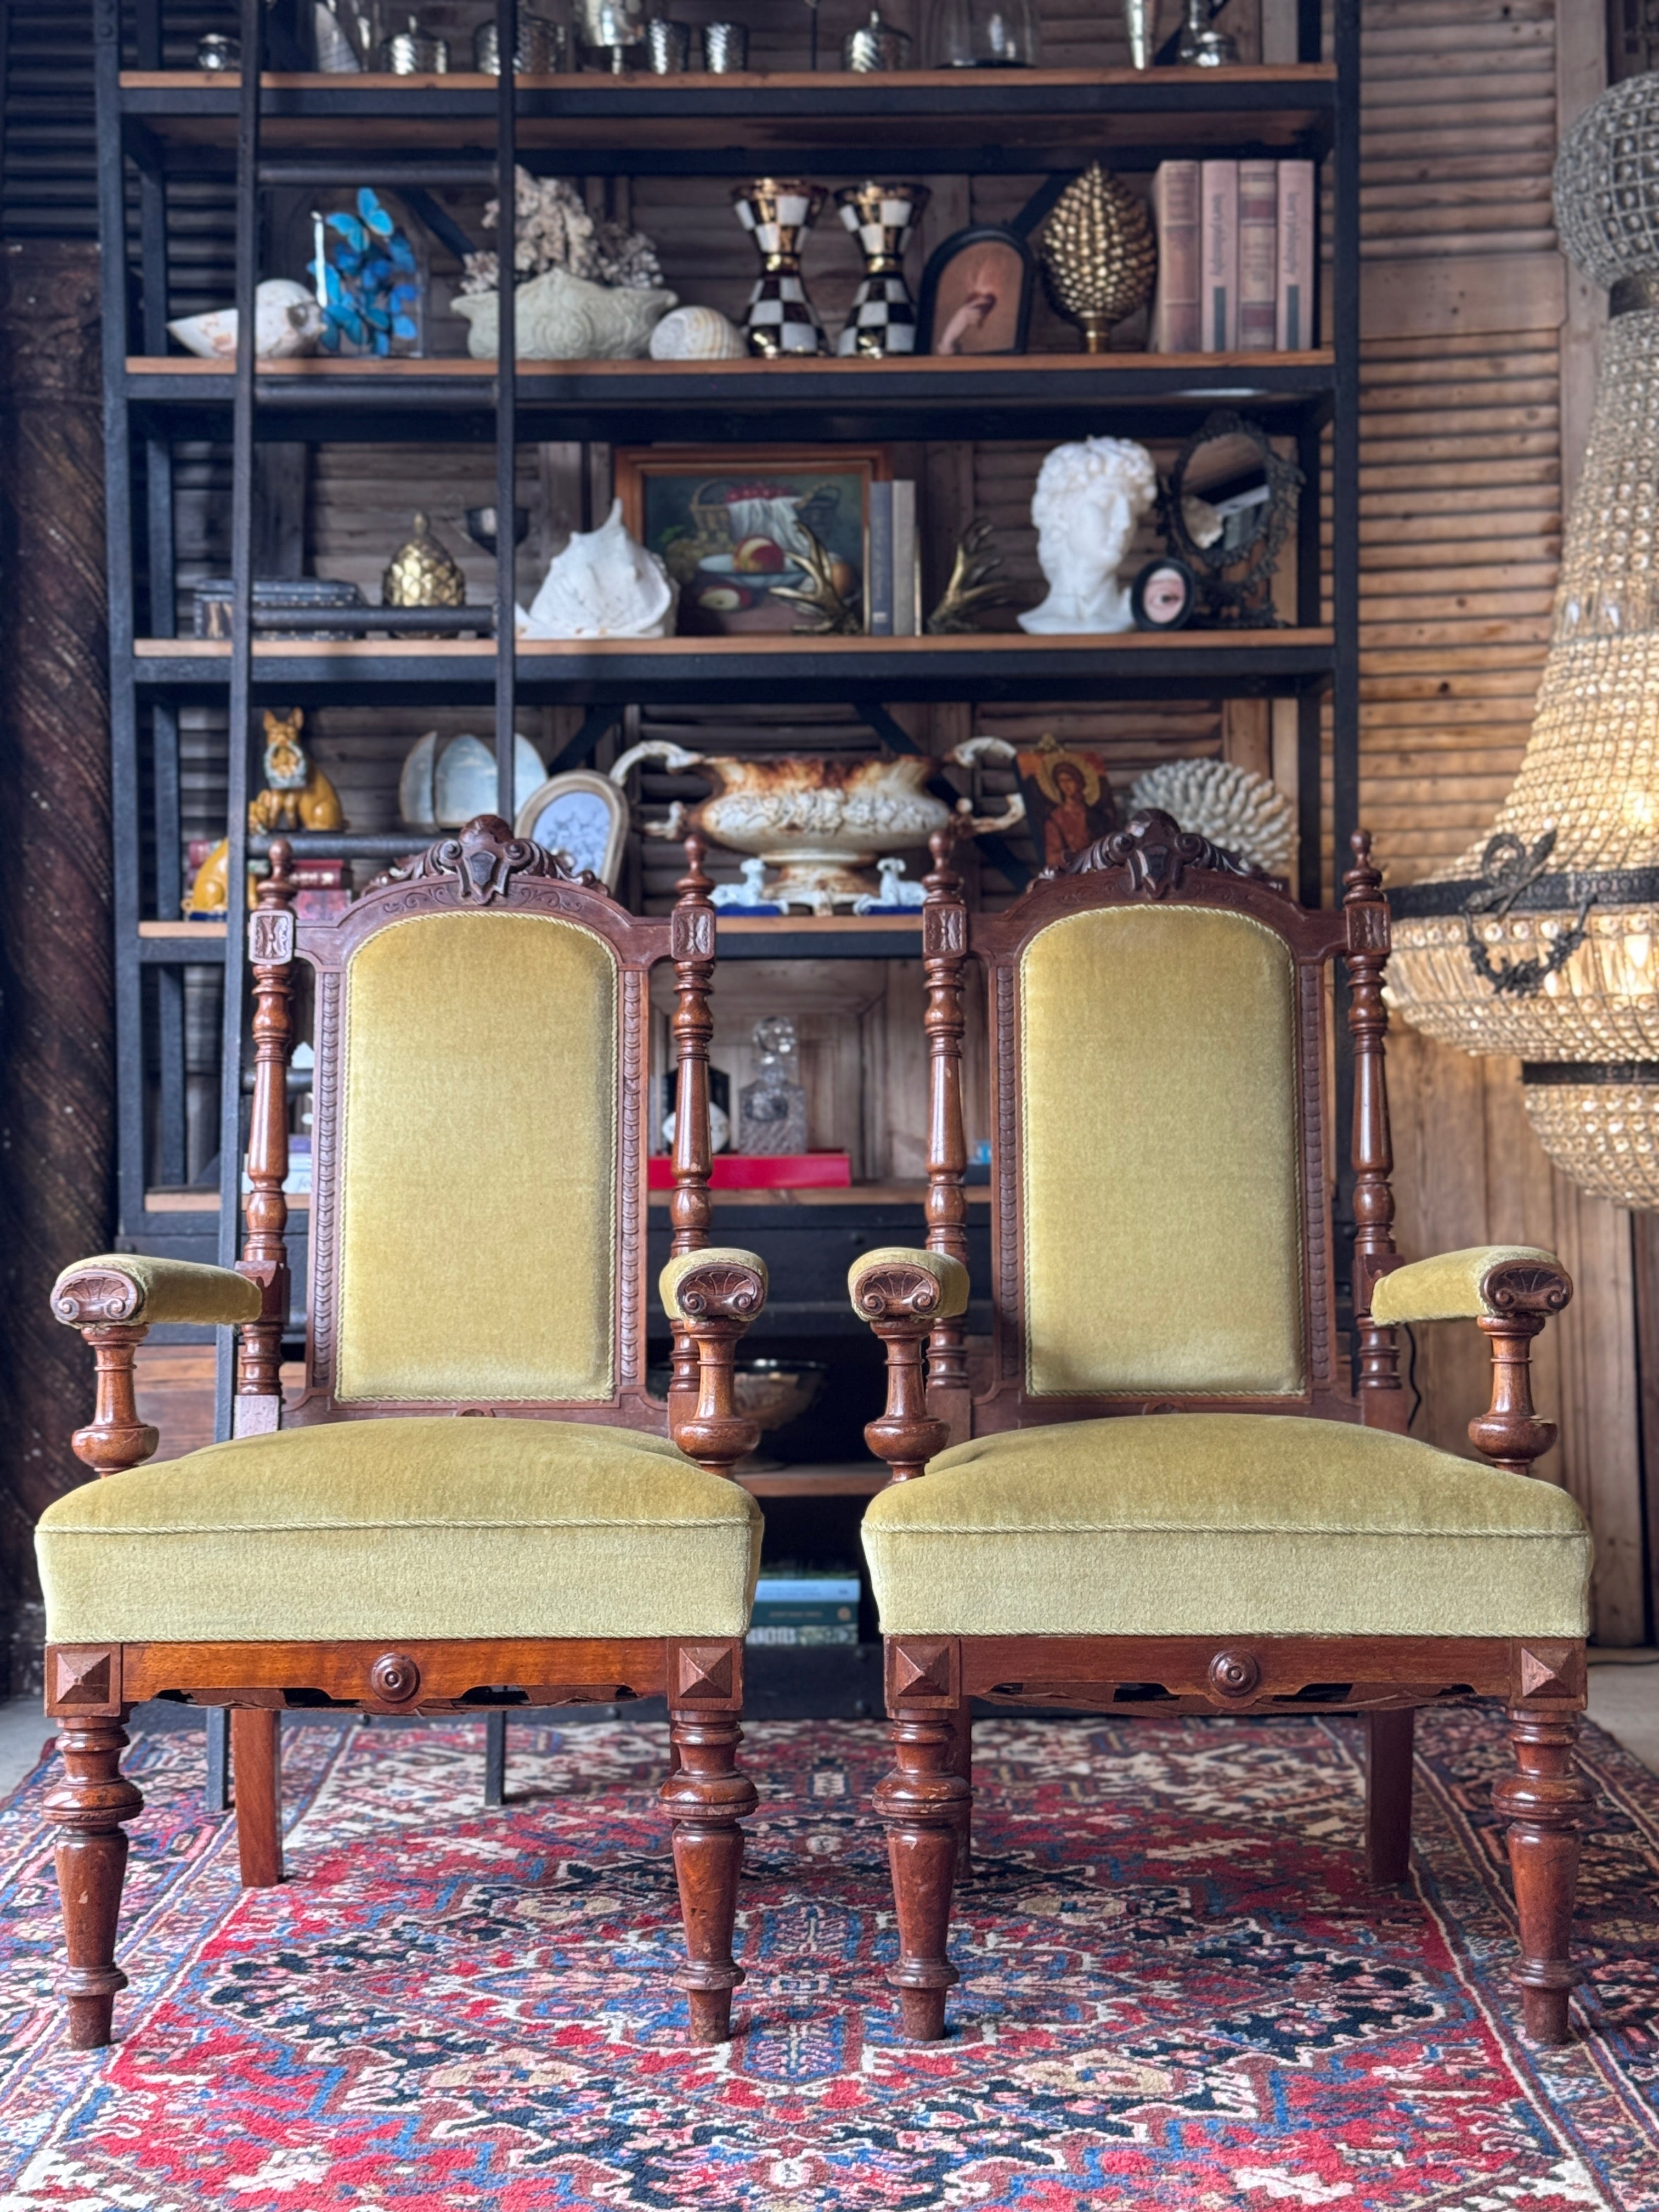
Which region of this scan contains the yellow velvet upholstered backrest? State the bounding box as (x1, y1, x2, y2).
(1017, 904, 1305, 1397)
(334, 909, 618, 1403)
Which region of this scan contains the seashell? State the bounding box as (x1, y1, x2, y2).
(168, 278, 325, 360)
(452, 268, 677, 362)
(1127, 758, 1295, 879)
(648, 304, 747, 360)
(520, 499, 676, 639)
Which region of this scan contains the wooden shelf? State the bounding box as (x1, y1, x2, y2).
(122, 350, 1336, 443)
(120, 66, 1335, 169)
(129, 629, 1336, 707)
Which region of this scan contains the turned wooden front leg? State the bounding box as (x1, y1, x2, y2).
(1494, 1706, 1589, 2045)
(876, 1638, 970, 2041)
(1469, 1260, 1571, 1477)
(662, 1639, 756, 2045)
(43, 1716, 144, 2050)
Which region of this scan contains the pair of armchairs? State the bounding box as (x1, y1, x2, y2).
(37, 809, 1594, 2061)
(38, 818, 769, 2051)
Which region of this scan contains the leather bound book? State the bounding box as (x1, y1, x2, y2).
(1199, 160, 1239, 353)
(1149, 161, 1201, 354)
(1276, 160, 1317, 352)
(1238, 160, 1279, 352)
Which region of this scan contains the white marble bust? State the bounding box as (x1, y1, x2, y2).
(1019, 437, 1159, 635)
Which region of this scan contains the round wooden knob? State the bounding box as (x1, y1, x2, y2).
(369, 1652, 422, 1705)
(1208, 1649, 1261, 1700)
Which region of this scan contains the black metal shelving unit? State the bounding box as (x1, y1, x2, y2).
(94, 2, 1361, 1403)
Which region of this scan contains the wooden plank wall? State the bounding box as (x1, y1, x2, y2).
(1357, 0, 1650, 1642)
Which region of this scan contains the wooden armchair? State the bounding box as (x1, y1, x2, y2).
(37, 816, 770, 2050)
(848, 812, 1593, 2046)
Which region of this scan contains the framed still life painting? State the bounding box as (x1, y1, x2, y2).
(614, 446, 891, 636)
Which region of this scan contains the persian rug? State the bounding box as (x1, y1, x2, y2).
(0, 1706, 1655, 2210)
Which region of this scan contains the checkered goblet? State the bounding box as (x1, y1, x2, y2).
(731, 178, 830, 358)
(834, 181, 930, 357)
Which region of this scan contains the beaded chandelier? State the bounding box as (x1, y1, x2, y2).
(1387, 72, 1659, 1208)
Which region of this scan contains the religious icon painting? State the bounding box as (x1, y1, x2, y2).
(1011, 732, 1120, 873)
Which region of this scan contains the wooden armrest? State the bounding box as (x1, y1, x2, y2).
(50, 1256, 261, 1330)
(1371, 1247, 1573, 1482)
(846, 1249, 969, 1486)
(658, 1251, 768, 1479)
(1371, 1246, 1570, 1325)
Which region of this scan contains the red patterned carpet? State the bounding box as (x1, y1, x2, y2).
(0, 1707, 1655, 2209)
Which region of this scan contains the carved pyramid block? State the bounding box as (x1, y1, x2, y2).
(674, 1642, 737, 1705)
(50, 1647, 116, 1711)
(888, 1638, 956, 1704)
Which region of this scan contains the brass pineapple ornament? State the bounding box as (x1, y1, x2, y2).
(382, 511, 467, 608)
(1037, 163, 1158, 352)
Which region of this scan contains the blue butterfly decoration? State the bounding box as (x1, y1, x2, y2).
(311, 189, 421, 356)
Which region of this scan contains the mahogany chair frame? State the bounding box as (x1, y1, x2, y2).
(45, 817, 766, 2050)
(856, 814, 1588, 2045)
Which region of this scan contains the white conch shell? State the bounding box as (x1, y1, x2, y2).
(521, 499, 676, 639)
(648, 304, 747, 360)
(452, 268, 677, 361)
(167, 279, 325, 360)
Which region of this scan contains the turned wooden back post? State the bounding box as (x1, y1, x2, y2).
(917, 812, 1406, 1441)
(237, 815, 721, 1435)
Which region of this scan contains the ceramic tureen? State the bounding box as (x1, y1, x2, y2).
(608, 742, 1024, 913)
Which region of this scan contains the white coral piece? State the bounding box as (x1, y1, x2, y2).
(1127, 758, 1295, 878)
(460, 168, 664, 296)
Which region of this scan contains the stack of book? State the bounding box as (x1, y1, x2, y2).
(1148, 159, 1316, 354)
(866, 481, 919, 637)
(747, 1568, 862, 1649)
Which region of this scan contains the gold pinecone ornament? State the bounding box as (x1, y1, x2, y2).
(382, 511, 467, 608)
(1038, 163, 1157, 352)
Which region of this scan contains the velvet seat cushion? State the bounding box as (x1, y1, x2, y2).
(861, 1414, 1592, 1639)
(36, 1418, 761, 1644)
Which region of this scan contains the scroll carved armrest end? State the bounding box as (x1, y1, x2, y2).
(52, 1269, 146, 1328)
(1480, 1259, 1573, 1321)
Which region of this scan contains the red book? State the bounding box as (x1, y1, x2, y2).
(647, 1153, 852, 1191)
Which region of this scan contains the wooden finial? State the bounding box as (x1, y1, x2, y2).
(1344, 827, 1381, 901)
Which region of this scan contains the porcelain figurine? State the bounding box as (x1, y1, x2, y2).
(1018, 436, 1159, 635)
(851, 856, 928, 911)
(519, 499, 676, 639)
(649, 304, 747, 360)
(167, 278, 325, 360)
(452, 267, 677, 361)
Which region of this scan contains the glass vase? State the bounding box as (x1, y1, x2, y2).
(931, 0, 1042, 67)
